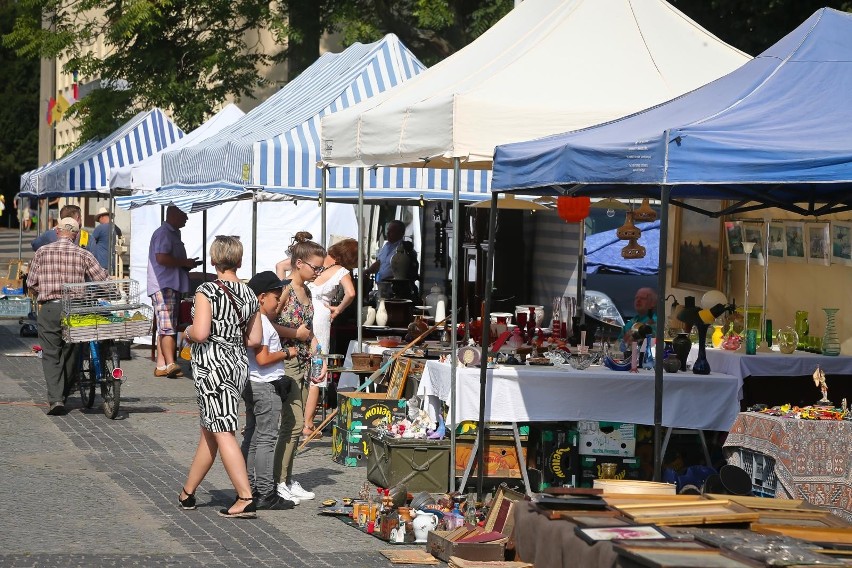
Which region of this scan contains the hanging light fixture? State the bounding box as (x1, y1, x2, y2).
(616, 211, 642, 241)
(556, 196, 591, 222)
(633, 198, 658, 222)
(621, 238, 646, 259)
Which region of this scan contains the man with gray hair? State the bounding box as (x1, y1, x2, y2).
(27, 217, 110, 415)
(621, 287, 658, 340)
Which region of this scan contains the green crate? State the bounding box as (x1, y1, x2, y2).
(365, 431, 450, 493)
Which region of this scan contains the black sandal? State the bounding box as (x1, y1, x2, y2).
(218, 496, 257, 519)
(178, 488, 196, 510)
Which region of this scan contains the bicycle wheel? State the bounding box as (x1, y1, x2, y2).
(78, 345, 97, 408)
(100, 341, 121, 419)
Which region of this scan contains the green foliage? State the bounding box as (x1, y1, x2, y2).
(0, 1, 39, 219)
(4, 0, 286, 144)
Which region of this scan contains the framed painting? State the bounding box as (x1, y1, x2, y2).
(767, 222, 785, 262)
(784, 221, 806, 264)
(575, 524, 670, 544)
(831, 221, 852, 266)
(724, 221, 745, 261)
(742, 222, 765, 266)
(806, 222, 830, 266)
(672, 200, 724, 291)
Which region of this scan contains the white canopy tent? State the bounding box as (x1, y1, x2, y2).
(321, 0, 750, 169)
(320, 0, 751, 495)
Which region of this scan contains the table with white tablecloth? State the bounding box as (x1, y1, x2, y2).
(417, 360, 741, 431)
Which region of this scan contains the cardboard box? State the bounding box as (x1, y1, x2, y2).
(455, 433, 530, 478)
(331, 424, 369, 467)
(578, 420, 636, 457)
(365, 431, 450, 492)
(336, 391, 407, 431)
(534, 425, 579, 488)
(579, 456, 641, 488)
(427, 485, 523, 562)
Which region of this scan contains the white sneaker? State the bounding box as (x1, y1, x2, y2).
(276, 483, 301, 505)
(287, 480, 315, 500)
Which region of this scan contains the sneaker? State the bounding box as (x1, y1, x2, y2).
(257, 493, 295, 510)
(276, 483, 301, 505)
(287, 480, 315, 500)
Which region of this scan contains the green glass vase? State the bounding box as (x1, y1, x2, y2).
(822, 308, 841, 356)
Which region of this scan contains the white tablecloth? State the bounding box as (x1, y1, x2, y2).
(687, 346, 852, 379)
(418, 361, 741, 431)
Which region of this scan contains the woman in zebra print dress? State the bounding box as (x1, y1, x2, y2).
(179, 236, 263, 519)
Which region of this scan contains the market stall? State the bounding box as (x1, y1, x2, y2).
(491, 7, 852, 480)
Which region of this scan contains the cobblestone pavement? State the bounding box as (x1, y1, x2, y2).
(0, 319, 425, 568)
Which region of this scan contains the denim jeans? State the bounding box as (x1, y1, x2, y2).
(241, 380, 283, 497)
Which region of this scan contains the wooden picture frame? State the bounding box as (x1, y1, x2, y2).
(725, 220, 745, 260)
(385, 357, 411, 399)
(806, 222, 830, 265)
(767, 222, 785, 263)
(613, 546, 761, 568)
(574, 524, 669, 544)
(831, 221, 852, 266)
(672, 200, 724, 291)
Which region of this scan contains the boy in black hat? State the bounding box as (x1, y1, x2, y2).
(242, 271, 298, 510)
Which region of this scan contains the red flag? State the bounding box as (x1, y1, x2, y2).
(46, 97, 56, 125)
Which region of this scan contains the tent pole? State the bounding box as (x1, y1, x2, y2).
(450, 158, 461, 493)
(17, 194, 23, 260)
(321, 167, 328, 249)
(577, 220, 586, 324)
(357, 168, 364, 351)
(477, 192, 499, 498)
(202, 210, 207, 274)
(252, 191, 258, 275)
(653, 185, 671, 482)
(108, 191, 115, 277)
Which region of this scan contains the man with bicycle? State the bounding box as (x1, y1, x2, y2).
(27, 217, 110, 416)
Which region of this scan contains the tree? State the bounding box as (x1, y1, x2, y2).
(4, 0, 288, 142)
(0, 1, 39, 227)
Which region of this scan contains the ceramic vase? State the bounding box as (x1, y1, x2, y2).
(776, 327, 798, 354)
(364, 306, 377, 326)
(795, 310, 809, 349)
(672, 333, 691, 372)
(375, 300, 388, 326)
(822, 308, 841, 356)
(412, 510, 438, 543)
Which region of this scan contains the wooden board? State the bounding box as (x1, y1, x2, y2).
(704, 494, 805, 510)
(594, 479, 676, 496)
(380, 549, 440, 564)
(615, 500, 759, 526)
(751, 524, 852, 545)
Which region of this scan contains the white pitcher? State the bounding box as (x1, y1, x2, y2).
(412, 510, 438, 543)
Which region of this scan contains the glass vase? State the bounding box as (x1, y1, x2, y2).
(822, 308, 841, 356)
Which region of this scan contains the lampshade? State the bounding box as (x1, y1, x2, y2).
(556, 195, 591, 222)
(633, 198, 658, 222)
(698, 303, 728, 325)
(701, 290, 727, 310)
(469, 194, 549, 210)
(677, 296, 701, 327)
(590, 197, 629, 211)
(621, 238, 646, 259)
(742, 241, 756, 254)
(616, 211, 641, 241)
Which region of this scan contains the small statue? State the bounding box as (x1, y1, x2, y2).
(842, 398, 848, 412)
(813, 365, 831, 406)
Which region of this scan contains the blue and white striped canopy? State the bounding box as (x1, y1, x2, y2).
(149, 34, 489, 209)
(23, 108, 183, 197)
(20, 140, 99, 196)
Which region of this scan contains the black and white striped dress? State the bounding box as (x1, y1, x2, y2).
(190, 280, 259, 433)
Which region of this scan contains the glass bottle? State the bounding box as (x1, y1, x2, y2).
(794, 310, 809, 349)
(440, 321, 451, 347)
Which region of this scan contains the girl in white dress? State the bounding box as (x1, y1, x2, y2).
(303, 239, 358, 435)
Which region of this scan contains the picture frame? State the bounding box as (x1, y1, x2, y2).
(783, 221, 806, 264)
(741, 221, 765, 266)
(612, 546, 761, 568)
(574, 524, 669, 544)
(767, 222, 785, 262)
(385, 357, 411, 399)
(725, 221, 745, 261)
(806, 222, 830, 266)
(672, 200, 724, 291)
(831, 221, 852, 266)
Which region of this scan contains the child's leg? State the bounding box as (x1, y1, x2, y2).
(240, 382, 258, 492)
(251, 381, 282, 497)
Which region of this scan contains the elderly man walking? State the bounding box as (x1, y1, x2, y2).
(27, 217, 111, 416)
(148, 206, 199, 378)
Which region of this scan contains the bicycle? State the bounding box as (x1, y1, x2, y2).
(77, 338, 123, 419)
(61, 279, 151, 419)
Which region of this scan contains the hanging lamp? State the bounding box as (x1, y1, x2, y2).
(556, 196, 591, 222)
(633, 198, 657, 222)
(616, 211, 642, 240)
(622, 238, 646, 259)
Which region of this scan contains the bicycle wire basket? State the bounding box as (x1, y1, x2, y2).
(61, 279, 152, 343)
